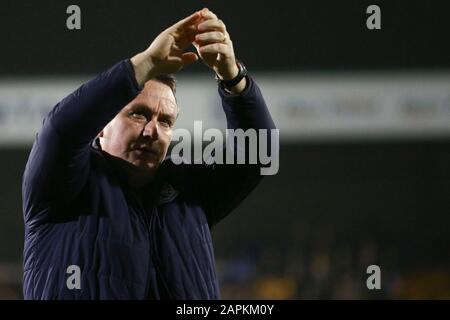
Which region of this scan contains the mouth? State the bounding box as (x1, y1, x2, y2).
(132, 146, 159, 158)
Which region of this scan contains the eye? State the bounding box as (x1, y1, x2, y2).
(130, 112, 147, 121)
(159, 118, 173, 128)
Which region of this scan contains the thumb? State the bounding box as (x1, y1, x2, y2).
(181, 52, 198, 67)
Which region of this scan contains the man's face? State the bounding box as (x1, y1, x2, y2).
(100, 80, 177, 173)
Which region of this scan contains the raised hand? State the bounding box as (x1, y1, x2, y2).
(131, 11, 202, 85)
(193, 9, 239, 82)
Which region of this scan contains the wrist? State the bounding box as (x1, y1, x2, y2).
(216, 63, 239, 81)
(130, 52, 157, 86)
(216, 60, 248, 93)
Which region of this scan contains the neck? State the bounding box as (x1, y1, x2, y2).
(106, 153, 157, 189)
(124, 166, 155, 189)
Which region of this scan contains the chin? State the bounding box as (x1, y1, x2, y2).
(133, 160, 160, 172)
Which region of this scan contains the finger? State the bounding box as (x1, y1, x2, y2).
(195, 31, 227, 45)
(172, 32, 196, 52)
(199, 8, 218, 20)
(174, 11, 202, 28)
(170, 18, 199, 46)
(181, 52, 199, 67)
(197, 19, 226, 32)
(199, 43, 230, 56)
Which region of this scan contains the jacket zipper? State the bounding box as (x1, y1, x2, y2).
(149, 208, 175, 300)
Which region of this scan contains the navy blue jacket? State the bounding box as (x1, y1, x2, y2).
(22, 59, 276, 299)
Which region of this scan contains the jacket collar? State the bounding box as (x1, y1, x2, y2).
(91, 138, 179, 205)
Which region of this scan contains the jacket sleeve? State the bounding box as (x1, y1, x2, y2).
(166, 76, 278, 227)
(22, 59, 142, 228)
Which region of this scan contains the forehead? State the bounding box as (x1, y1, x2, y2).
(126, 80, 177, 114)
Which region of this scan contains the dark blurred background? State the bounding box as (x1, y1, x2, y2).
(0, 0, 449, 299)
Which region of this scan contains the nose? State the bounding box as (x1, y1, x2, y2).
(142, 118, 158, 140)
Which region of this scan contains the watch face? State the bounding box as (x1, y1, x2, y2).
(239, 61, 247, 73)
(236, 61, 245, 73)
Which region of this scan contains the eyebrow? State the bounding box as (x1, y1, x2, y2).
(129, 103, 176, 120)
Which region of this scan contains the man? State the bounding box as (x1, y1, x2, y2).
(22, 8, 276, 299)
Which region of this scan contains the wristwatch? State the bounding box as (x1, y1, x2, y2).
(216, 60, 248, 90)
